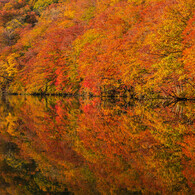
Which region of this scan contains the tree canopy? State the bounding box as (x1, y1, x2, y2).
(0, 0, 194, 99)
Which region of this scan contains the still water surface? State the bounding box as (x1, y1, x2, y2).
(0, 95, 194, 195)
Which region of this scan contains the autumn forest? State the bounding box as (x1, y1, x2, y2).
(0, 0, 195, 194)
(0, 0, 194, 99)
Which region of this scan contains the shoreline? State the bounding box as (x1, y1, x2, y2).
(1, 92, 195, 101)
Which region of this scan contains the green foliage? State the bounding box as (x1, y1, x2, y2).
(34, 0, 58, 13)
(81, 6, 96, 22)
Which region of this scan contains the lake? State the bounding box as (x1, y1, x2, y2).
(0, 95, 194, 194)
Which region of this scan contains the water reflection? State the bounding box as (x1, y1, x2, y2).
(0, 95, 194, 194)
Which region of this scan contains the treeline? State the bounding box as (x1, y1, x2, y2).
(0, 0, 194, 99)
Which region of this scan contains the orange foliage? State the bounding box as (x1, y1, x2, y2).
(0, 96, 194, 194)
(0, 0, 194, 98)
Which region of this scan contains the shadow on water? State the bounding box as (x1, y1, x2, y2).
(0, 95, 194, 194)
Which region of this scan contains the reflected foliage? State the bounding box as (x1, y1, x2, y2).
(0, 96, 194, 194)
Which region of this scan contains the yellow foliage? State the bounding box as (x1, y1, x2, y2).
(5, 113, 18, 136)
(73, 29, 101, 56)
(6, 53, 20, 77)
(64, 6, 76, 19)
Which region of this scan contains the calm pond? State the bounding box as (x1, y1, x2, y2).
(0, 95, 194, 194)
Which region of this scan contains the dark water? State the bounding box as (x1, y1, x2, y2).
(0, 95, 194, 195)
